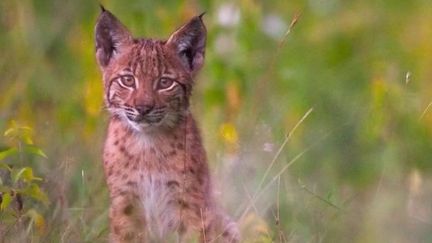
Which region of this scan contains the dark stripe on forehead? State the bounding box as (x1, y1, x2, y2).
(155, 44, 165, 77)
(128, 44, 139, 74)
(127, 40, 178, 82)
(139, 42, 149, 74)
(143, 41, 156, 76)
(150, 44, 158, 77)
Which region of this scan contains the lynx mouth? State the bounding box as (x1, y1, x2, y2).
(126, 113, 165, 125)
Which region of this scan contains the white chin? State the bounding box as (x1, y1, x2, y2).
(126, 119, 167, 133)
(122, 114, 178, 132)
(123, 118, 148, 131)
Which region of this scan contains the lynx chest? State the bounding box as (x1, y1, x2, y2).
(104, 130, 188, 235)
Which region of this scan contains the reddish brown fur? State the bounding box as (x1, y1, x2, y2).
(95, 8, 239, 243)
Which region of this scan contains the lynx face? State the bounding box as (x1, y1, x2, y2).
(95, 10, 206, 131)
(103, 42, 191, 131)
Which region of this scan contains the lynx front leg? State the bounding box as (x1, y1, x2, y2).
(109, 195, 147, 243)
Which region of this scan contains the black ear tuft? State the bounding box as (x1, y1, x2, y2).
(166, 15, 207, 75)
(99, 4, 106, 12)
(95, 8, 131, 67)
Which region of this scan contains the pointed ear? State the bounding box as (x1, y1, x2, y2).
(166, 14, 207, 75)
(95, 7, 132, 67)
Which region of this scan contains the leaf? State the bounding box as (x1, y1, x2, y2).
(13, 167, 41, 183)
(0, 192, 12, 210)
(26, 209, 46, 233)
(0, 148, 18, 161)
(24, 145, 47, 158)
(0, 161, 12, 171)
(3, 127, 16, 137)
(4, 122, 33, 144)
(20, 127, 34, 145)
(22, 184, 49, 205)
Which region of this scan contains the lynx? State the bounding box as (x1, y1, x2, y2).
(95, 7, 239, 243)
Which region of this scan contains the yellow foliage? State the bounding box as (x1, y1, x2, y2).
(219, 123, 238, 145)
(26, 209, 46, 234)
(219, 122, 239, 153)
(226, 82, 241, 117)
(371, 77, 387, 107)
(84, 76, 103, 117)
(239, 212, 272, 242)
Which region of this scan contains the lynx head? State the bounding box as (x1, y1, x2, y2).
(95, 7, 206, 132)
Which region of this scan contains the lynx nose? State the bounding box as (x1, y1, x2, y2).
(136, 105, 154, 116)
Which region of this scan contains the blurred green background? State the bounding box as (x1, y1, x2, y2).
(1, 0, 432, 242)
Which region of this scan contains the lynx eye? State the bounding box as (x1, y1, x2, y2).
(118, 75, 135, 88)
(157, 78, 176, 91)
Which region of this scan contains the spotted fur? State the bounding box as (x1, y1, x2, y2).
(95, 7, 239, 243)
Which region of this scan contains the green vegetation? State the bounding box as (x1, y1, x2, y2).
(1, 0, 432, 242)
(0, 122, 48, 241)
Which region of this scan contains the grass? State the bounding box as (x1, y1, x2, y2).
(1, 0, 432, 242)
